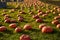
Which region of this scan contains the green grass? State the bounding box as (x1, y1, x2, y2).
(0, 2, 60, 40)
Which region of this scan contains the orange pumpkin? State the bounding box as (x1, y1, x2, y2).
(52, 20, 59, 25)
(42, 14, 48, 17)
(9, 23, 17, 28)
(23, 24, 32, 30)
(32, 15, 39, 19)
(0, 26, 6, 32)
(4, 18, 11, 23)
(54, 16, 60, 20)
(39, 24, 46, 29)
(20, 34, 31, 40)
(36, 18, 43, 23)
(15, 27, 22, 32)
(42, 26, 53, 33)
(56, 24, 60, 28)
(18, 16, 24, 22)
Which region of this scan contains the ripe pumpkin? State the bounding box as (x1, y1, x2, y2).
(23, 24, 32, 30)
(9, 23, 17, 28)
(39, 24, 46, 29)
(42, 26, 53, 33)
(20, 34, 31, 40)
(0, 26, 6, 32)
(56, 24, 60, 28)
(15, 27, 22, 32)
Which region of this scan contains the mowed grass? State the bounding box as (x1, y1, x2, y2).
(0, 4, 60, 40)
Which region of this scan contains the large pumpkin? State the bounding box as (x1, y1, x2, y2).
(42, 26, 53, 33)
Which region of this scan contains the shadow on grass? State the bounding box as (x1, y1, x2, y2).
(18, 28, 40, 34)
(3, 29, 13, 34)
(51, 29, 60, 35)
(23, 20, 28, 23)
(30, 28, 40, 32)
(0, 33, 4, 37)
(40, 0, 60, 6)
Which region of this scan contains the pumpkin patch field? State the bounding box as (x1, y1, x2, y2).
(0, 0, 60, 40)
